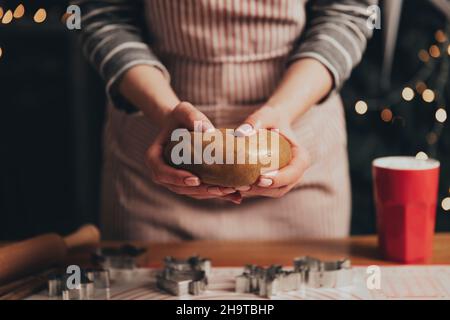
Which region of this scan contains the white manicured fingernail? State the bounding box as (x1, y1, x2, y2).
(202, 122, 215, 132)
(184, 177, 200, 186)
(236, 186, 251, 191)
(235, 124, 255, 137)
(258, 178, 273, 187)
(262, 170, 278, 177)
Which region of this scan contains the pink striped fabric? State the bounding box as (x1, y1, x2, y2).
(145, 0, 305, 105)
(100, 0, 351, 242)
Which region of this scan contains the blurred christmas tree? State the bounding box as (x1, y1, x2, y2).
(343, 0, 450, 234)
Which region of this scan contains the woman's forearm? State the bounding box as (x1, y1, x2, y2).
(265, 58, 333, 122)
(118, 65, 180, 125)
(119, 59, 332, 126)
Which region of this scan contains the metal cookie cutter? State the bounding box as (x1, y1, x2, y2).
(236, 265, 264, 294)
(293, 256, 352, 288)
(48, 269, 110, 300)
(259, 266, 302, 298)
(61, 274, 95, 300)
(236, 257, 353, 297)
(164, 256, 212, 277)
(156, 256, 211, 296)
(236, 264, 302, 298)
(48, 274, 64, 298)
(157, 270, 207, 296)
(85, 268, 111, 289)
(92, 244, 146, 270)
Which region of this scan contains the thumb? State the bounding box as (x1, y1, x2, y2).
(235, 107, 274, 137)
(175, 102, 215, 132)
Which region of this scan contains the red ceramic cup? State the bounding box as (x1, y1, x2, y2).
(372, 156, 440, 263)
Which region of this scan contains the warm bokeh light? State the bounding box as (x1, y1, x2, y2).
(0, 47, 3, 59)
(427, 132, 438, 145)
(415, 81, 427, 94)
(418, 49, 430, 62)
(448, 44, 450, 56)
(0, 7, 4, 19)
(13, 4, 25, 19)
(435, 108, 447, 123)
(429, 45, 441, 58)
(33, 8, 47, 23)
(380, 108, 393, 122)
(435, 30, 447, 43)
(401, 87, 415, 101)
(442, 197, 450, 211)
(415, 152, 429, 161)
(1, 9, 13, 24)
(355, 101, 368, 115)
(422, 89, 435, 103)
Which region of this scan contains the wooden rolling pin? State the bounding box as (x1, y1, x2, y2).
(0, 225, 100, 286)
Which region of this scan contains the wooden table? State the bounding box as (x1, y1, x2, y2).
(1, 234, 449, 300)
(99, 233, 450, 268)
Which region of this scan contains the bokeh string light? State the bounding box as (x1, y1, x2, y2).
(436, 108, 447, 123)
(0, 4, 47, 25)
(0, 3, 50, 61)
(33, 8, 47, 24)
(422, 89, 436, 103)
(415, 81, 427, 94)
(429, 44, 441, 58)
(1, 9, 13, 24)
(355, 100, 368, 115)
(401, 87, 415, 101)
(13, 4, 25, 19)
(354, 24, 449, 147)
(354, 22, 450, 211)
(415, 151, 429, 161)
(442, 197, 450, 212)
(380, 108, 393, 122)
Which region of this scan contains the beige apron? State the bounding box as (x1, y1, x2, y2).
(100, 0, 351, 241)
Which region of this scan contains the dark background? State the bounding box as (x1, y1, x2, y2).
(0, 0, 449, 240)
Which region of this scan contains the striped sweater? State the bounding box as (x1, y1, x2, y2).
(72, 0, 377, 112)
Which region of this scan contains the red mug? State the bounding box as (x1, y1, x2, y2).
(372, 156, 440, 263)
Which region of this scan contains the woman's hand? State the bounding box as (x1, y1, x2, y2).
(145, 102, 242, 204)
(235, 105, 310, 199)
(232, 58, 332, 199)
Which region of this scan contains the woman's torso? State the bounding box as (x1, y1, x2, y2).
(144, 0, 307, 106)
(109, 0, 347, 185)
(100, 0, 351, 241)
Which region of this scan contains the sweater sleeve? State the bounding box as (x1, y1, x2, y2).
(72, 0, 170, 113)
(289, 0, 378, 92)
